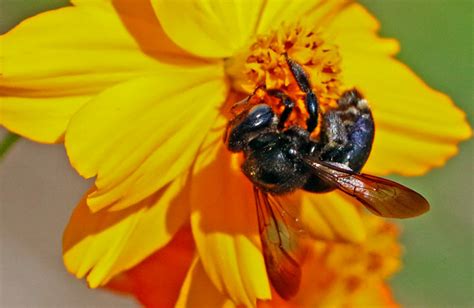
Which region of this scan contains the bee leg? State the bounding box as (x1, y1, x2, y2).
(285, 55, 319, 133)
(303, 115, 341, 192)
(319, 89, 375, 172)
(285, 55, 311, 92)
(230, 85, 267, 115)
(304, 90, 374, 193)
(304, 91, 318, 133)
(319, 112, 349, 158)
(267, 89, 295, 129)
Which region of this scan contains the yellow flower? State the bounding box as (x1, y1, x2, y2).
(291, 213, 402, 307)
(0, 0, 471, 307)
(106, 212, 401, 307)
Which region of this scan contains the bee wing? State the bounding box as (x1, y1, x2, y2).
(303, 158, 430, 218)
(254, 187, 306, 300)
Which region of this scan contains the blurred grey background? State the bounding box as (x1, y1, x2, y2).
(1, 0, 473, 307)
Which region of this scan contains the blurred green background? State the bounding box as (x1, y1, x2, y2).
(1, 0, 472, 306)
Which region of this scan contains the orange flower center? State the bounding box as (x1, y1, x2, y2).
(226, 24, 344, 132)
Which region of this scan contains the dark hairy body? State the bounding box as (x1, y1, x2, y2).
(224, 55, 429, 300)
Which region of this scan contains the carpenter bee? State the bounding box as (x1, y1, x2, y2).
(225, 55, 430, 300)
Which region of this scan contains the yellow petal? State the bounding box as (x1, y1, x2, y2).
(152, 0, 264, 58)
(0, 5, 156, 96)
(0, 96, 86, 143)
(0, 2, 199, 143)
(176, 257, 236, 308)
(106, 226, 195, 307)
(63, 174, 189, 287)
(323, 2, 400, 56)
(152, 0, 348, 59)
(257, 0, 346, 35)
(70, 0, 200, 64)
(327, 3, 472, 175)
(300, 191, 366, 243)
(65, 66, 227, 211)
(1, 1, 194, 90)
(191, 141, 271, 306)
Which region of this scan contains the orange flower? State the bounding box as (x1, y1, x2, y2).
(0, 0, 471, 306)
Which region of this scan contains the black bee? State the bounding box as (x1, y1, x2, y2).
(225, 55, 430, 300)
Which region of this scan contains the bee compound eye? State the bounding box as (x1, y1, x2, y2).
(227, 104, 275, 153)
(249, 103, 272, 117)
(247, 104, 275, 128)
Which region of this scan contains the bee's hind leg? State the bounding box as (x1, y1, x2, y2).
(318, 89, 375, 173)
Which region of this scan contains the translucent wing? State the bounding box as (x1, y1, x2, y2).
(303, 158, 430, 218)
(254, 187, 306, 300)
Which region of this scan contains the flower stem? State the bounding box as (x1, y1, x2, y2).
(0, 132, 20, 161)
